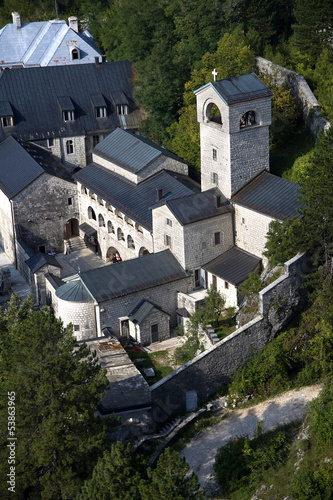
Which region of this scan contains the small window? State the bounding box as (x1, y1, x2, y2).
(73, 324, 80, 331)
(136, 223, 143, 233)
(212, 148, 217, 161)
(97, 196, 104, 206)
(117, 105, 128, 115)
(88, 207, 96, 220)
(117, 228, 125, 241)
(165, 235, 171, 247)
(1, 116, 13, 127)
(240, 110, 256, 128)
(202, 241, 206, 250)
(95, 106, 107, 118)
(66, 140, 74, 155)
(214, 231, 221, 245)
(98, 214, 105, 227)
(93, 135, 100, 148)
(71, 48, 80, 60)
(67, 197, 73, 206)
(125, 216, 133, 226)
(48, 138, 54, 148)
(211, 172, 218, 185)
(225, 281, 229, 289)
(107, 221, 114, 234)
(212, 275, 217, 288)
(115, 210, 123, 219)
(242, 217, 245, 224)
(63, 110, 74, 122)
(127, 235, 135, 249)
(166, 218, 172, 227)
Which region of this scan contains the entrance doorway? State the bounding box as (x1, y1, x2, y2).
(65, 218, 79, 238)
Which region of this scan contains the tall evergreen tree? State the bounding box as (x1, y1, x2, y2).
(0, 295, 113, 499)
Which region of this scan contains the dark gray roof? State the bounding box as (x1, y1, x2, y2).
(25, 252, 61, 273)
(232, 171, 302, 220)
(78, 249, 190, 303)
(165, 188, 233, 225)
(0, 136, 73, 198)
(74, 166, 194, 230)
(203, 247, 261, 286)
(194, 73, 273, 105)
(128, 299, 169, 325)
(56, 280, 93, 302)
(94, 128, 186, 173)
(0, 61, 137, 142)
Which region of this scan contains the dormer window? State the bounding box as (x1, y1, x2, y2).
(71, 48, 80, 60)
(58, 96, 75, 123)
(0, 101, 14, 128)
(111, 91, 129, 116)
(95, 106, 107, 118)
(117, 105, 128, 116)
(1, 116, 13, 127)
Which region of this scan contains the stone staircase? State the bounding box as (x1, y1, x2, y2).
(67, 236, 87, 253)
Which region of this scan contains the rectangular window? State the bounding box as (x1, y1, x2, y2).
(195, 269, 200, 287)
(212, 148, 217, 160)
(165, 235, 171, 247)
(74, 324, 80, 331)
(225, 281, 229, 289)
(202, 241, 206, 250)
(212, 275, 217, 288)
(47, 138, 54, 148)
(117, 105, 128, 115)
(95, 106, 107, 118)
(211, 172, 218, 185)
(63, 110, 74, 122)
(67, 197, 72, 206)
(214, 231, 221, 245)
(66, 140, 74, 155)
(1, 116, 13, 127)
(166, 218, 172, 227)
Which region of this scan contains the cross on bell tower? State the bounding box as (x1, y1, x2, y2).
(212, 68, 218, 82)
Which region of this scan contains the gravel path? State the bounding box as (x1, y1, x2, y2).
(181, 384, 323, 491)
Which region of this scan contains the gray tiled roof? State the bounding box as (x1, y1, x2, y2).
(195, 73, 273, 105)
(78, 249, 190, 303)
(25, 252, 61, 273)
(56, 280, 93, 302)
(232, 171, 302, 220)
(203, 247, 261, 286)
(0, 19, 102, 68)
(94, 128, 186, 173)
(165, 187, 233, 225)
(74, 165, 194, 230)
(128, 299, 169, 325)
(0, 136, 73, 198)
(0, 61, 136, 142)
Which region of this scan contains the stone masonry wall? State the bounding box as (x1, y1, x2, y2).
(0, 190, 15, 262)
(255, 57, 330, 138)
(152, 204, 234, 271)
(234, 204, 274, 264)
(99, 275, 194, 335)
(150, 253, 310, 423)
(14, 175, 78, 254)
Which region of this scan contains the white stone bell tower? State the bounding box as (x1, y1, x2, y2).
(195, 73, 273, 198)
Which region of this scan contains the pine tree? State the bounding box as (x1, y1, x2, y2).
(0, 295, 113, 499)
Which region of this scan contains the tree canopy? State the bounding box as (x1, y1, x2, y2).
(0, 295, 112, 499)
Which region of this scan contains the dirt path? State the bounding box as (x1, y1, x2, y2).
(181, 384, 323, 491)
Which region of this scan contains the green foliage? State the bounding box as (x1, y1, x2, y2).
(214, 426, 292, 494)
(310, 378, 333, 446)
(239, 271, 262, 300)
(264, 218, 305, 266)
(203, 285, 226, 326)
(80, 446, 203, 500)
(0, 295, 112, 499)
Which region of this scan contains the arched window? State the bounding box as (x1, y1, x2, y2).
(98, 214, 105, 227)
(117, 228, 124, 241)
(240, 111, 256, 128)
(66, 140, 74, 154)
(71, 48, 80, 60)
(107, 221, 114, 234)
(88, 207, 96, 220)
(206, 102, 222, 124)
(127, 235, 135, 249)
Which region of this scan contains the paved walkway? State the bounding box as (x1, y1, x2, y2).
(181, 384, 323, 491)
(0, 250, 32, 302)
(56, 245, 107, 278)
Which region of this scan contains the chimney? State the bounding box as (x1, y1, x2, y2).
(102, 55, 107, 63)
(95, 56, 100, 66)
(12, 12, 21, 29)
(156, 189, 163, 201)
(68, 16, 78, 33)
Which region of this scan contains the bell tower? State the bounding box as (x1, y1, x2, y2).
(195, 73, 273, 199)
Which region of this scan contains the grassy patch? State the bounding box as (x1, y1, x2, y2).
(126, 347, 175, 385)
(210, 308, 237, 340)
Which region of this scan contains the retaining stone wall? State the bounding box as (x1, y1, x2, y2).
(150, 253, 310, 423)
(255, 57, 330, 138)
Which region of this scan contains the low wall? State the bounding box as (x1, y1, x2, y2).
(255, 57, 330, 139)
(150, 253, 311, 424)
